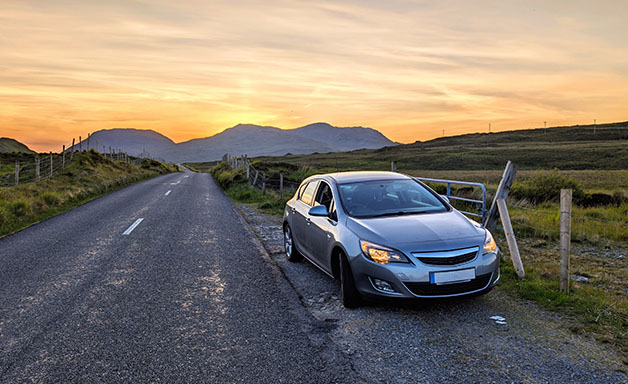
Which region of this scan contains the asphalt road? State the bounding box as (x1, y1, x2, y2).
(0, 170, 357, 382)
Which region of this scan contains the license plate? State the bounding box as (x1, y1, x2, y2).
(430, 268, 475, 284)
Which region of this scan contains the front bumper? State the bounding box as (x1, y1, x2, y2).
(351, 251, 500, 299)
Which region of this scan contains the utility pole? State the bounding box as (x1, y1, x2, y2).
(594, 119, 596, 134)
(488, 123, 491, 133)
(544, 121, 547, 134)
(442, 129, 445, 137)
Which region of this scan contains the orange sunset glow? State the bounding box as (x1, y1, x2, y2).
(1, 0, 627, 152)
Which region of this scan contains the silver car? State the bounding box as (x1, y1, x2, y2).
(283, 171, 499, 308)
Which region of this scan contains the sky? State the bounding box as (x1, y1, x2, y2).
(1, 0, 627, 152)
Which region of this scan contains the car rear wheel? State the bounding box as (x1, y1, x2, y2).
(339, 251, 361, 308)
(284, 225, 303, 262)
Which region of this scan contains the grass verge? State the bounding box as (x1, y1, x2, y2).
(0, 150, 179, 237)
(209, 162, 290, 217)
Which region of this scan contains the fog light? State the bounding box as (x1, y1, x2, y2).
(372, 278, 397, 293)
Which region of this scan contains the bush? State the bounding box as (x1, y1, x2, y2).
(211, 163, 247, 189)
(41, 192, 61, 207)
(511, 171, 586, 204)
(0, 207, 10, 225)
(9, 201, 29, 217)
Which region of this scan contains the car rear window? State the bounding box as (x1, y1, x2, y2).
(338, 179, 447, 218)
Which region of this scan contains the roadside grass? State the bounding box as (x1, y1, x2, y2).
(209, 162, 290, 216)
(0, 150, 179, 237)
(498, 241, 628, 360)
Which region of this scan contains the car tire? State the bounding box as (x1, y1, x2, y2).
(339, 251, 362, 308)
(284, 224, 303, 262)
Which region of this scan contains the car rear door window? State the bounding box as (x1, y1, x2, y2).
(299, 181, 318, 206)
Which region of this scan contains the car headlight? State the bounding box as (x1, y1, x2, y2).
(483, 231, 497, 254)
(360, 240, 409, 265)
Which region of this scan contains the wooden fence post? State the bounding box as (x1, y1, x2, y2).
(391, 161, 397, 172)
(262, 180, 266, 195)
(253, 170, 259, 187)
(70, 138, 75, 161)
(560, 189, 572, 293)
(280, 173, 284, 198)
(49, 152, 53, 178)
(35, 156, 40, 182)
(87, 133, 90, 150)
(484, 161, 518, 231)
(496, 198, 524, 279)
(246, 162, 250, 181)
(62, 145, 66, 167)
(79, 136, 82, 152)
(15, 161, 19, 187)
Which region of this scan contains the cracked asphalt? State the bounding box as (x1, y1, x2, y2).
(0, 170, 357, 383)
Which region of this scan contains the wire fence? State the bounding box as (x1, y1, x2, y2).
(1, 135, 146, 188)
(225, 155, 301, 197)
(491, 203, 628, 252)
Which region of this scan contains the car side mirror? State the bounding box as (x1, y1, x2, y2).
(440, 195, 450, 203)
(308, 205, 329, 217)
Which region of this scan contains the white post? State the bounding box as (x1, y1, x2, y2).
(391, 161, 397, 172)
(15, 161, 19, 187)
(35, 156, 40, 182)
(280, 173, 284, 198)
(496, 198, 524, 279)
(560, 189, 572, 293)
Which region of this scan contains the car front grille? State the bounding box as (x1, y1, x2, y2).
(416, 250, 477, 266)
(404, 273, 492, 296)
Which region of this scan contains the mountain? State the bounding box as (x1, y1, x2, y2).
(77, 128, 175, 158)
(0, 138, 35, 154)
(289, 122, 395, 151)
(74, 123, 395, 163)
(157, 123, 396, 163)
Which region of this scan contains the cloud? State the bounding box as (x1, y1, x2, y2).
(1, 0, 627, 151)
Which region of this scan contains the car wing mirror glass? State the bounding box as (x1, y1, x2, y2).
(308, 205, 329, 217)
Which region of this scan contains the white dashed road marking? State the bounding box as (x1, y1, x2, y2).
(123, 218, 144, 236)
(165, 190, 172, 196)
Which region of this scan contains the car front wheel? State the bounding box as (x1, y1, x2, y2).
(284, 224, 303, 262)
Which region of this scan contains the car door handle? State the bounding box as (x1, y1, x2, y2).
(305, 218, 311, 225)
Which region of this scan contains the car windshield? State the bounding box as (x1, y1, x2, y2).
(337, 179, 447, 218)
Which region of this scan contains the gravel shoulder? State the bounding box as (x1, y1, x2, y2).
(238, 203, 628, 384)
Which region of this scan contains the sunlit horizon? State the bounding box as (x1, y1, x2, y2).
(2, 0, 627, 152)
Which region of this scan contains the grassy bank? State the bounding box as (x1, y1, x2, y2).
(0, 150, 179, 237)
(209, 162, 295, 216)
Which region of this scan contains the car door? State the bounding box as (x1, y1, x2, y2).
(292, 180, 318, 256)
(307, 181, 334, 269)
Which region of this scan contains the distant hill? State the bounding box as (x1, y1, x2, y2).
(255, 121, 628, 170)
(158, 123, 395, 163)
(77, 128, 175, 158)
(0, 138, 35, 154)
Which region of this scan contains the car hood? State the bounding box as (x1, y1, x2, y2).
(346, 210, 486, 252)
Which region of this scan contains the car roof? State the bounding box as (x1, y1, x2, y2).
(308, 171, 411, 184)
